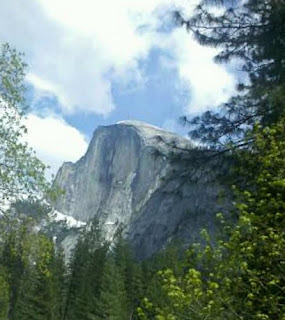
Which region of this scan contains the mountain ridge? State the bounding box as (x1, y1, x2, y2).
(53, 120, 227, 258)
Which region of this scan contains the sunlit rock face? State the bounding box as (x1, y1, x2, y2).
(54, 120, 227, 259)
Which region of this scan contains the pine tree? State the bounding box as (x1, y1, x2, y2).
(13, 234, 59, 320)
(176, 0, 285, 150)
(97, 255, 129, 320)
(63, 235, 91, 320)
(50, 247, 66, 320)
(0, 219, 29, 320)
(0, 267, 9, 320)
(63, 219, 109, 320)
(113, 236, 143, 319)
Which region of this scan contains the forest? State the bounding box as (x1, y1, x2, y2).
(0, 0, 284, 319)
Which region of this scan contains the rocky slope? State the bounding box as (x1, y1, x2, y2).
(54, 120, 228, 259)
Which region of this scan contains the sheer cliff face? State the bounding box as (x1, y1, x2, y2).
(54, 121, 226, 258)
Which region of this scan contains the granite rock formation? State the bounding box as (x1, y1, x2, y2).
(54, 121, 227, 259)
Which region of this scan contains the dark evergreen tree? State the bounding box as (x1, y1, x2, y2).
(63, 219, 109, 320)
(0, 266, 9, 320)
(13, 234, 60, 320)
(113, 236, 143, 319)
(176, 0, 285, 150)
(14, 268, 51, 320)
(97, 255, 129, 320)
(50, 247, 66, 320)
(0, 220, 28, 320)
(63, 235, 93, 320)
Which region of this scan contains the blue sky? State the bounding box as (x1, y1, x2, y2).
(0, 0, 238, 177)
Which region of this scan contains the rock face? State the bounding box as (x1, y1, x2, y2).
(54, 121, 227, 259)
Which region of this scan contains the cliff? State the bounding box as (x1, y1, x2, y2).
(54, 120, 227, 258)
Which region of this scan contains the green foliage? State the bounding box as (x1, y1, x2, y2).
(0, 43, 62, 318)
(14, 235, 54, 320)
(0, 43, 48, 211)
(0, 218, 30, 319)
(63, 223, 160, 320)
(113, 235, 144, 313)
(11, 199, 51, 222)
(63, 219, 109, 320)
(0, 267, 9, 320)
(0, 216, 65, 320)
(138, 119, 285, 319)
(97, 255, 129, 320)
(50, 247, 66, 320)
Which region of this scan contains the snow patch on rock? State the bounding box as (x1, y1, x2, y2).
(49, 210, 86, 228)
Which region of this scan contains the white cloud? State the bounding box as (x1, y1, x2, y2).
(24, 114, 88, 178)
(161, 29, 236, 114)
(26, 73, 57, 94)
(0, 0, 236, 117)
